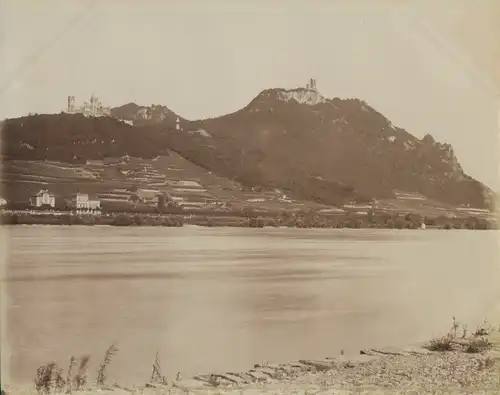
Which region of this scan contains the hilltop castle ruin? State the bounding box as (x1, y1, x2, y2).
(65, 94, 111, 117)
(305, 78, 317, 91)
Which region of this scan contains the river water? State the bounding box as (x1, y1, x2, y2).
(1, 226, 499, 387)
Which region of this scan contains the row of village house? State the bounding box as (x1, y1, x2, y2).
(21, 189, 104, 214)
(0, 189, 162, 215)
(0, 187, 228, 214)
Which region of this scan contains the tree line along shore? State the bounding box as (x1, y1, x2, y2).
(0, 208, 497, 230)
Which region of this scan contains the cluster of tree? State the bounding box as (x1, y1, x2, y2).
(100, 199, 183, 215)
(2, 209, 495, 230)
(111, 213, 183, 227)
(0, 212, 184, 227)
(229, 210, 497, 230)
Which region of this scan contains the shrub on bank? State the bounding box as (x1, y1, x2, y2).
(427, 334, 454, 352)
(0, 213, 18, 225)
(112, 214, 134, 226)
(65, 215, 96, 226)
(1, 213, 62, 225)
(248, 217, 265, 228)
(465, 337, 492, 353)
(111, 214, 183, 227)
(134, 214, 144, 226)
(161, 215, 184, 227)
(263, 218, 279, 227)
(0, 213, 186, 227)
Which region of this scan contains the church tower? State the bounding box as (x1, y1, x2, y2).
(67, 96, 75, 113)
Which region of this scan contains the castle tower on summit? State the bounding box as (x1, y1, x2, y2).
(305, 78, 317, 91)
(67, 96, 76, 112)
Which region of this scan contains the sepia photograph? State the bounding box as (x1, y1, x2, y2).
(1, 0, 500, 393)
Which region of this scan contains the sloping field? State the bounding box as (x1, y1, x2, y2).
(1, 155, 489, 216)
(4, 160, 96, 180)
(376, 194, 470, 218)
(0, 153, 246, 206)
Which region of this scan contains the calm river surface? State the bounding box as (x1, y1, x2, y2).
(1, 226, 500, 387)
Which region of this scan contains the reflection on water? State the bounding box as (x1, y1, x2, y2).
(2, 226, 499, 386)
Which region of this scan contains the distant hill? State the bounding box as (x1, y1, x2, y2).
(110, 103, 183, 127)
(1, 113, 172, 163)
(0, 84, 494, 209)
(186, 87, 493, 208)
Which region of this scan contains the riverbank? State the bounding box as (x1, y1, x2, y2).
(1, 211, 497, 230)
(4, 319, 500, 394)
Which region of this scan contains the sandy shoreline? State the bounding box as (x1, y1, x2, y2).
(4, 316, 500, 395)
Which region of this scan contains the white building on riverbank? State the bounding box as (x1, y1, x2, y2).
(30, 190, 55, 208)
(73, 192, 101, 215)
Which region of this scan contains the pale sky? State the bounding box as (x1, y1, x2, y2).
(1, 0, 499, 189)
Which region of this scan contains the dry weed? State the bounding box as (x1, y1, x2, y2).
(96, 344, 118, 388)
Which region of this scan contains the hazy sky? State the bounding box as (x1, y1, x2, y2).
(1, 0, 499, 189)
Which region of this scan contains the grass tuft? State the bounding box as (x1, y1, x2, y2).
(74, 355, 90, 391)
(150, 351, 168, 385)
(64, 356, 76, 394)
(472, 319, 492, 337)
(53, 366, 65, 393)
(34, 362, 57, 395)
(426, 333, 454, 352)
(451, 316, 459, 338)
(461, 324, 468, 339)
(34, 355, 91, 395)
(96, 344, 118, 388)
(465, 337, 492, 354)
